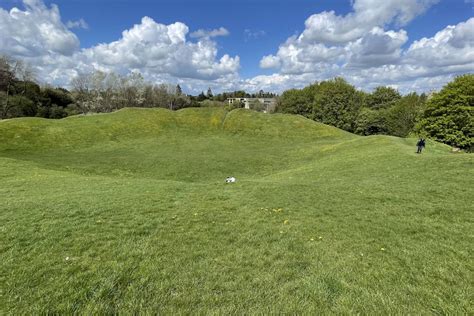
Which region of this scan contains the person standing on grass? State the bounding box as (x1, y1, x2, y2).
(416, 138, 426, 154)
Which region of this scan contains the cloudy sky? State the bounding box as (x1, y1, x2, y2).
(0, 0, 473, 94)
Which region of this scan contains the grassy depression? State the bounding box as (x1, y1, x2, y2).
(0, 108, 473, 314)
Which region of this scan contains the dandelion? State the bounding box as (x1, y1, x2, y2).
(65, 257, 70, 261)
(279, 231, 284, 234)
(319, 236, 323, 240)
(193, 213, 198, 216)
(283, 219, 289, 225)
(380, 247, 385, 251)
(310, 238, 314, 241)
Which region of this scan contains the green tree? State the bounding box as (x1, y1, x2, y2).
(206, 87, 213, 99)
(42, 87, 74, 108)
(48, 105, 68, 119)
(355, 108, 389, 135)
(0, 95, 36, 118)
(418, 74, 473, 151)
(0, 56, 17, 119)
(176, 84, 182, 96)
(14, 80, 41, 104)
(276, 87, 313, 117)
(312, 78, 363, 132)
(197, 91, 207, 101)
(1, 56, 40, 119)
(248, 99, 265, 112)
(170, 94, 191, 110)
(386, 93, 426, 137)
(366, 86, 401, 109)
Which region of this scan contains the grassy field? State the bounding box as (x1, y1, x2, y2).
(0, 108, 472, 314)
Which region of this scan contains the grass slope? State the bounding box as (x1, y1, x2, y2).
(0, 108, 472, 314)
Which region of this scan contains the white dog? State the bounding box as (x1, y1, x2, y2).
(225, 176, 236, 183)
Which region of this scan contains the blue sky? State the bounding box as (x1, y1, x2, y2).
(43, 0, 354, 78)
(0, 0, 473, 93)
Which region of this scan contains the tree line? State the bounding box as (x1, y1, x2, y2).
(0, 56, 74, 119)
(1, 55, 472, 150)
(275, 76, 473, 151)
(0, 55, 267, 119)
(70, 71, 193, 113)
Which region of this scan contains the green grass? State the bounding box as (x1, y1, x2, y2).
(0, 108, 472, 314)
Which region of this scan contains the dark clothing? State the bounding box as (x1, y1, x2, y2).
(416, 139, 425, 153)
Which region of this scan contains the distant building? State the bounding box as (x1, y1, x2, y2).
(227, 98, 276, 113)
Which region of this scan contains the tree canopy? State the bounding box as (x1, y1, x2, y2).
(277, 78, 362, 132)
(418, 74, 473, 151)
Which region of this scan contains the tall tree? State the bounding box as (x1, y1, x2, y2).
(366, 86, 401, 109)
(0, 56, 33, 119)
(355, 108, 389, 136)
(197, 91, 207, 101)
(312, 78, 363, 132)
(206, 87, 213, 99)
(276, 87, 313, 117)
(71, 73, 93, 114)
(386, 93, 426, 137)
(418, 74, 473, 151)
(176, 84, 182, 96)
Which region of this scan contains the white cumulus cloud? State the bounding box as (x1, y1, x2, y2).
(190, 27, 229, 39)
(0, 1, 240, 90)
(300, 0, 438, 45)
(0, 0, 79, 56)
(347, 27, 408, 68)
(80, 18, 239, 82)
(254, 0, 473, 94)
(0, 0, 472, 95)
(405, 18, 474, 68)
(260, 55, 281, 69)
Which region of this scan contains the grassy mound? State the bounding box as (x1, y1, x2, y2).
(0, 108, 349, 151)
(0, 108, 472, 314)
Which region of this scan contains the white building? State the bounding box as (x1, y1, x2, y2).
(227, 98, 276, 112)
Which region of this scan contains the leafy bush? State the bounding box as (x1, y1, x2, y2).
(1, 94, 37, 118)
(248, 99, 266, 112)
